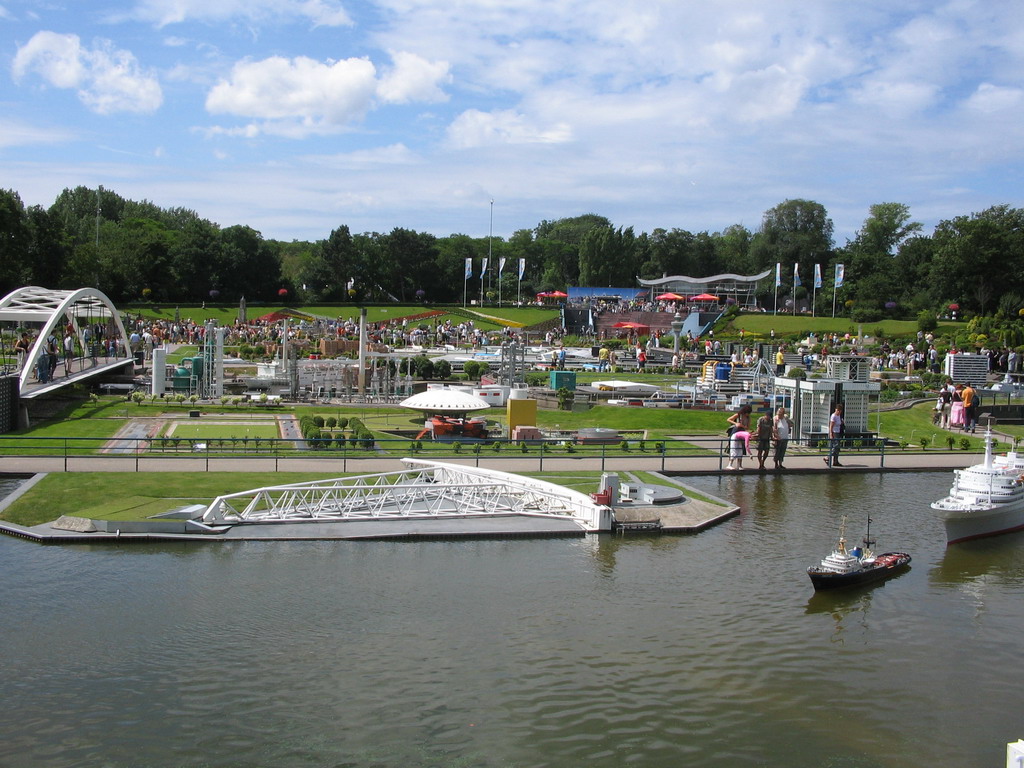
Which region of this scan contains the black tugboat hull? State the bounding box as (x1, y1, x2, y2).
(807, 552, 912, 591)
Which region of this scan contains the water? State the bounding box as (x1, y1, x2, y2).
(1, 472, 1022, 767)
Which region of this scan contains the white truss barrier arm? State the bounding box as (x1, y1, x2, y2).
(200, 460, 613, 532)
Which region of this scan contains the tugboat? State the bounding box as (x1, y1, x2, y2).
(807, 516, 911, 590)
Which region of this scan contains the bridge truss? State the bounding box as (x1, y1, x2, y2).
(201, 459, 612, 532)
(0, 286, 133, 394)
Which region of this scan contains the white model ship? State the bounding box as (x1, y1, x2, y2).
(931, 431, 1024, 544)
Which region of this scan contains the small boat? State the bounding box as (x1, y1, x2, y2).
(931, 430, 1024, 544)
(807, 516, 911, 590)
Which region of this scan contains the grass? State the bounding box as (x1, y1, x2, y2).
(1, 472, 335, 526)
(731, 313, 963, 341)
(134, 304, 560, 329)
(166, 422, 281, 439)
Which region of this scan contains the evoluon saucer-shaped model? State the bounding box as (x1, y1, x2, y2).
(399, 389, 491, 414)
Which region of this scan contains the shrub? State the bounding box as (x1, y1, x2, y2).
(946, 435, 956, 450)
(960, 437, 972, 450)
(919, 436, 930, 450)
(313, 415, 325, 428)
(452, 441, 463, 454)
(434, 359, 452, 379)
(492, 441, 502, 452)
(326, 417, 337, 429)
(337, 417, 349, 431)
(620, 440, 631, 452)
(917, 311, 938, 333)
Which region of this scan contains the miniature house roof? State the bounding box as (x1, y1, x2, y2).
(399, 389, 491, 413)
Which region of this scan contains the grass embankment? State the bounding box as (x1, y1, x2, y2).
(2, 472, 333, 527)
(135, 304, 560, 330)
(730, 314, 963, 340)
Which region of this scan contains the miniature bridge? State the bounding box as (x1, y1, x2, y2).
(200, 459, 614, 532)
(0, 287, 134, 398)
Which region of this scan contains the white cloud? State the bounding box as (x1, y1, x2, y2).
(446, 109, 572, 148)
(205, 51, 449, 137)
(377, 51, 450, 104)
(965, 82, 1024, 113)
(13, 31, 162, 114)
(123, 0, 352, 27)
(206, 56, 377, 129)
(305, 143, 418, 168)
(0, 118, 76, 149)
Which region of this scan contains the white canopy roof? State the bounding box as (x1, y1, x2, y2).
(399, 389, 491, 413)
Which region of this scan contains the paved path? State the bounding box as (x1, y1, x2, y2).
(0, 449, 976, 476)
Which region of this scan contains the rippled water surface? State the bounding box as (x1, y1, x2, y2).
(1, 472, 1023, 767)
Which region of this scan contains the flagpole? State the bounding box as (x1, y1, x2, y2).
(791, 269, 796, 315)
(773, 262, 780, 315)
(832, 265, 838, 318)
(488, 199, 494, 305)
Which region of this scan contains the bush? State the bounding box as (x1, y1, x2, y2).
(313, 415, 325, 428)
(917, 310, 938, 333)
(960, 437, 972, 450)
(850, 308, 884, 323)
(326, 417, 337, 429)
(946, 435, 956, 450)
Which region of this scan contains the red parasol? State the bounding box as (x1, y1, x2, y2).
(656, 292, 684, 301)
(689, 293, 719, 301)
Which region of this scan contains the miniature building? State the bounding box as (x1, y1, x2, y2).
(772, 355, 880, 443)
(944, 353, 989, 387)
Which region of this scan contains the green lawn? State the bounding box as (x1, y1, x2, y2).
(731, 313, 963, 341)
(135, 304, 560, 330)
(1, 472, 335, 526)
(165, 422, 281, 439)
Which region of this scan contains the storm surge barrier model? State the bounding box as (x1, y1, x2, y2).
(200, 459, 613, 533)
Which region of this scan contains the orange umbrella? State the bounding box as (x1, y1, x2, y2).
(656, 292, 684, 300)
(689, 293, 719, 301)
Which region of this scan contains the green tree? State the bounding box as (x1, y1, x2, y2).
(0, 189, 31, 294)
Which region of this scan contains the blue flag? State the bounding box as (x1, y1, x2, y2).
(465, 258, 472, 279)
(793, 263, 801, 287)
(834, 264, 845, 288)
(814, 263, 822, 289)
(775, 262, 781, 287)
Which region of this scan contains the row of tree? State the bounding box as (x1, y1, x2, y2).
(1, 186, 1023, 318)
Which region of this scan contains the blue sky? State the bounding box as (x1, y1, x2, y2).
(3, 0, 1024, 245)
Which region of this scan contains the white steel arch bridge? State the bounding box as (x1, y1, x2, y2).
(0, 286, 134, 398)
(199, 459, 614, 533)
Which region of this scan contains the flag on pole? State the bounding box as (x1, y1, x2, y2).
(498, 257, 506, 273)
(775, 262, 781, 287)
(834, 264, 845, 288)
(481, 257, 488, 275)
(793, 263, 801, 287)
(518, 258, 525, 279)
(465, 258, 472, 279)
(814, 263, 822, 289)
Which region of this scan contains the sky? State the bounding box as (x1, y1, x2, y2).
(3, 0, 1024, 246)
